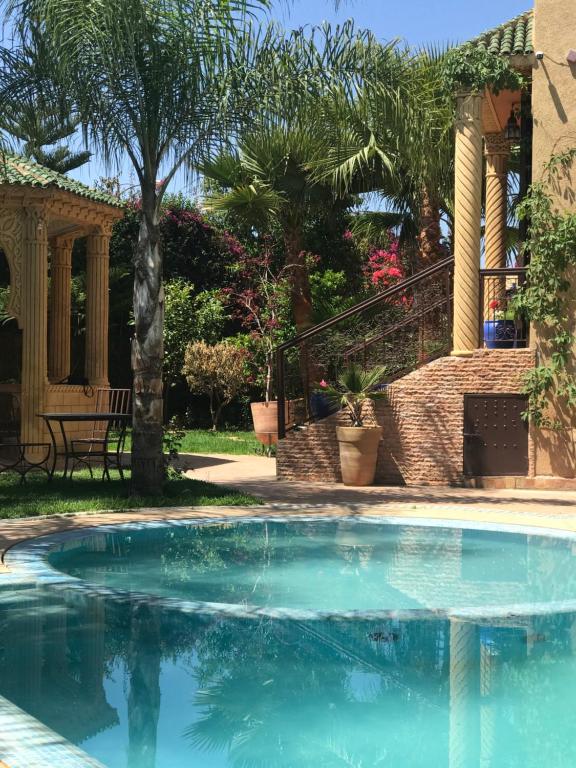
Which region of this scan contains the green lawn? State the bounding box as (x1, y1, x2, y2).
(178, 429, 262, 455)
(0, 471, 260, 520)
(124, 429, 262, 456)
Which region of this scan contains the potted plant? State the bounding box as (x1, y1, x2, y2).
(484, 298, 517, 349)
(226, 241, 293, 447)
(319, 363, 387, 486)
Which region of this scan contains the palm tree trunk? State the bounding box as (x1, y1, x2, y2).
(131, 192, 165, 494)
(284, 226, 313, 334)
(417, 187, 444, 266)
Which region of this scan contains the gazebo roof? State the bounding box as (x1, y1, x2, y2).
(467, 10, 534, 58)
(0, 153, 123, 209)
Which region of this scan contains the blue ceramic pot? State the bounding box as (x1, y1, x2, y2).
(310, 392, 336, 420)
(483, 320, 516, 349)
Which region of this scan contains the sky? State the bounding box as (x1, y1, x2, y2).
(68, 0, 530, 193)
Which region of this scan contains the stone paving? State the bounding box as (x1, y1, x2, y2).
(1, 452, 576, 571)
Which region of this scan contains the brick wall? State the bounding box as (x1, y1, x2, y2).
(276, 349, 536, 486)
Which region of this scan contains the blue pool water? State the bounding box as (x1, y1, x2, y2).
(2, 518, 576, 767)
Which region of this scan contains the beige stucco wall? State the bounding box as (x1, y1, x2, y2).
(532, 0, 576, 181)
(531, 0, 576, 475)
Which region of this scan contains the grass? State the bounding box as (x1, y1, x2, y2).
(0, 470, 260, 520)
(124, 429, 263, 456)
(178, 429, 262, 455)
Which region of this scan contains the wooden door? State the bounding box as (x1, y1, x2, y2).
(463, 394, 528, 476)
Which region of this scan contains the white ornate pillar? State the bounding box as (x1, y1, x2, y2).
(452, 92, 484, 356)
(21, 205, 49, 449)
(85, 225, 111, 386)
(48, 236, 74, 382)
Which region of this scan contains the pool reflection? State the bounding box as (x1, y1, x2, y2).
(1, 585, 576, 767)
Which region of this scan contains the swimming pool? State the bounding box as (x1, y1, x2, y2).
(2, 516, 576, 767)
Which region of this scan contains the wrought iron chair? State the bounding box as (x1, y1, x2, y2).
(70, 388, 131, 481)
(0, 393, 50, 482)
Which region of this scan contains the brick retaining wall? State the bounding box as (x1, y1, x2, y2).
(276, 349, 536, 486)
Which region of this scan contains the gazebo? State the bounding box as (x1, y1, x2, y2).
(0, 154, 124, 451)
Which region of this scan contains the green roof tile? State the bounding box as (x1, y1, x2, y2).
(0, 153, 123, 208)
(466, 10, 534, 58)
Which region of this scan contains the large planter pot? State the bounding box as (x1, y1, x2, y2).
(336, 425, 382, 487)
(483, 320, 516, 349)
(250, 401, 292, 447)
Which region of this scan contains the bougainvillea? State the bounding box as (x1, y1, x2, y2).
(364, 236, 406, 289)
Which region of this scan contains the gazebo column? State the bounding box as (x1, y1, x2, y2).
(452, 92, 484, 356)
(21, 205, 49, 449)
(483, 134, 510, 321)
(48, 236, 74, 382)
(85, 226, 111, 387)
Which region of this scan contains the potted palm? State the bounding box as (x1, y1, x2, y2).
(319, 364, 387, 486)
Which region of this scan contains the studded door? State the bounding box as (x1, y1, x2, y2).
(463, 394, 529, 476)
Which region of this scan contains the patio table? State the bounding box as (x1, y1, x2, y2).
(39, 412, 130, 481)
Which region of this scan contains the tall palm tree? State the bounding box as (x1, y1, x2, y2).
(1, 0, 279, 494)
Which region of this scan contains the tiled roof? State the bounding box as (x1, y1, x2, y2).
(468, 10, 534, 57)
(0, 153, 123, 208)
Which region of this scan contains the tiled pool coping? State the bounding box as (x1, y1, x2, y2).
(0, 694, 106, 768)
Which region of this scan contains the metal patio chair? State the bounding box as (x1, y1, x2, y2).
(70, 388, 131, 481)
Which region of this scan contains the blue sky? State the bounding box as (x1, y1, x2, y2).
(69, 0, 530, 192)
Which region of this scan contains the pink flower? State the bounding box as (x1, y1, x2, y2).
(319, 379, 328, 388)
(343, 230, 354, 242)
(489, 300, 500, 310)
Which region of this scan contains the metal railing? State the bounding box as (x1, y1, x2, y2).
(479, 267, 528, 350)
(275, 256, 455, 439)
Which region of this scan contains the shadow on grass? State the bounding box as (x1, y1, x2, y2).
(0, 470, 261, 519)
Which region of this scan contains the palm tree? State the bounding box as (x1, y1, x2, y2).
(1, 0, 278, 493)
(320, 44, 454, 268)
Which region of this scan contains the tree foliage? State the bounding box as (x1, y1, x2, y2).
(183, 341, 248, 430)
(513, 150, 576, 426)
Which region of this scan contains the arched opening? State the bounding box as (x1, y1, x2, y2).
(0, 248, 22, 441)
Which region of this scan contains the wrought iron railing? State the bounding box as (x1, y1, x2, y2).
(276, 256, 455, 439)
(479, 267, 528, 350)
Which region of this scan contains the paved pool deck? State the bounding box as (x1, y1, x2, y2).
(1, 452, 576, 572)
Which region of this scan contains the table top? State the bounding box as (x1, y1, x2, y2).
(39, 412, 131, 422)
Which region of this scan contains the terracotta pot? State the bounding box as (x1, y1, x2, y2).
(250, 400, 292, 446)
(336, 425, 382, 486)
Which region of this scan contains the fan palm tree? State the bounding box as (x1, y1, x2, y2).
(202, 127, 344, 333)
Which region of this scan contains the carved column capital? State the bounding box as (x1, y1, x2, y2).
(24, 204, 48, 237)
(455, 92, 483, 128)
(484, 133, 510, 178)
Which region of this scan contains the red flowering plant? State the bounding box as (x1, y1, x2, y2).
(362, 232, 411, 310)
(225, 238, 293, 402)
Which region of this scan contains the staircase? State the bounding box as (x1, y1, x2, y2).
(275, 257, 535, 486)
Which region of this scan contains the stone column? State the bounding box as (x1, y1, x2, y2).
(21, 205, 49, 450)
(452, 92, 484, 356)
(48, 236, 74, 382)
(85, 225, 111, 386)
(483, 134, 510, 321)
(484, 133, 509, 271)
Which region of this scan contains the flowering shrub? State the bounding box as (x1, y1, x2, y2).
(363, 236, 405, 289)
